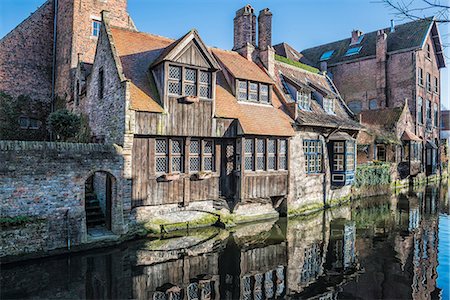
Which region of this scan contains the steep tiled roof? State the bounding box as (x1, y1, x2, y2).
(274, 61, 360, 131)
(301, 18, 434, 67)
(110, 27, 294, 136)
(401, 129, 421, 141)
(110, 27, 171, 112)
(215, 73, 294, 137)
(212, 48, 273, 84)
(360, 107, 403, 130)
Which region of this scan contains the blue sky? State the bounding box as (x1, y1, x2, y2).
(0, 0, 448, 108)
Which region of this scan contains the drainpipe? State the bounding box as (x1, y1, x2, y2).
(65, 208, 71, 250)
(50, 0, 59, 140)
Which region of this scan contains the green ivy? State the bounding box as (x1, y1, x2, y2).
(47, 109, 81, 141)
(275, 54, 320, 73)
(354, 162, 391, 187)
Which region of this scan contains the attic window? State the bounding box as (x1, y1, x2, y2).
(237, 79, 271, 103)
(344, 46, 362, 56)
(92, 20, 101, 37)
(426, 44, 431, 59)
(296, 90, 311, 110)
(323, 98, 335, 114)
(167, 64, 212, 99)
(320, 50, 334, 61)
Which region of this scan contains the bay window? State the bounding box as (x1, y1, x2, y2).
(244, 137, 288, 172)
(330, 140, 356, 185)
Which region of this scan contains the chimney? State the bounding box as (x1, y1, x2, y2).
(258, 8, 272, 51)
(390, 19, 395, 33)
(350, 29, 363, 45)
(257, 8, 275, 76)
(319, 61, 327, 72)
(376, 29, 388, 107)
(233, 5, 256, 60)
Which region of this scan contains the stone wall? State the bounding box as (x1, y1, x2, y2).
(83, 19, 126, 146)
(288, 131, 352, 215)
(0, 0, 54, 102)
(0, 141, 131, 257)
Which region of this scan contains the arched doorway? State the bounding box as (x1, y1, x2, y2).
(85, 171, 115, 231)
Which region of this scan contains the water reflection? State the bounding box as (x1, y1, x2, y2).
(1, 184, 448, 300)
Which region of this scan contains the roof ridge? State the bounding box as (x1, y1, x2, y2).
(110, 25, 175, 42)
(301, 17, 434, 53)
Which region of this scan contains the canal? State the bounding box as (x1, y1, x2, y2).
(1, 183, 449, 299)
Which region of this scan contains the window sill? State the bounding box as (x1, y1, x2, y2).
(306, 173, 324, 176)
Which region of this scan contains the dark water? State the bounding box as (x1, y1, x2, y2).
(1, 183, 449, 299)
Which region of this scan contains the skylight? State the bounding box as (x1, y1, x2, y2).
(355, 34, 364, 44)
(320, 50, 334, 61)
(345, 46, 362, 56)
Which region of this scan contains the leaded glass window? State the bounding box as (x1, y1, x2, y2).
(199, 70, 211, 98)
(256, 139, 266, 170)
(238, 80, 248, 100)
(260, 84, 269, 103)
(171, 139, 183, 173)
(279, 139, 287, 170)
(168, 65, 182, 95)
(303, 140, 322, 174)
(249, 82, 258, 101)
(184, 68, 197, 96)
(203, 140, 214, 171)
(244, 139, 254, 171)
(268, 139, 276, 170)
(189, 139, 201, 172)
(155, 139, 168, 173)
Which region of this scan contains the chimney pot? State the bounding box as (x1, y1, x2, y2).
(350, 29, 363, 45)
(233, 5, 256, 51)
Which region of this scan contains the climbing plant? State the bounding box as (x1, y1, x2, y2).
(354, 162, 392, 187)
(47, 109, 81, 141)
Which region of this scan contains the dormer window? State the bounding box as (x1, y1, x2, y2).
(296, 90, 311, 110)
(167, 64, 212, 99)
(237, 79, 270, 103)
(323, 98, 335, 114)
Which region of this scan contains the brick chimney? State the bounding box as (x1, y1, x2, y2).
(233, 5, 256, 60)
(350, 29, 363, 45)
(258, 8, 275, 76)
(376, 29, 388, 107)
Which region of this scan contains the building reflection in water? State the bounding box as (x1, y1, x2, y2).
(0, 183, 446, 299)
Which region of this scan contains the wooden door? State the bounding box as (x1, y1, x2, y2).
(220, 139, 236, 199)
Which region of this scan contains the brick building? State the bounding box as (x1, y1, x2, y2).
(0, 0, 134, 138)
(276, 18, 446, 175)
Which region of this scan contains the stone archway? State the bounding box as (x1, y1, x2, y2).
(85, 171, 117, 233)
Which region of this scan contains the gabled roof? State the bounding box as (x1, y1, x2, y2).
(151, 29, 221, 70)
(300, 17, 445, 68)
(108, 26, 294, 136)
(360, 107, 403, 130)
(401, 129, 421, 141)
(273, 60, 360, 131)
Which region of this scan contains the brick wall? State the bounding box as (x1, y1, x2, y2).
(55, 0, 134, 105)
(0, 0, 54, 102)
(0, 141, 131, 257)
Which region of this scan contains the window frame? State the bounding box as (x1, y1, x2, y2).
(189, 139, 215, 173)
(297, 90, 311, 111)
(434, 76, 438, 93)
(244, 137, 288, 172)
(323, 98, 335, 114)
(236, 79, 271, 104)
(167, 63, 213, 99)
(417, 96, 423, 124)
(303, 139, 323, 174)
(426, 72, 431, 92)
(426, 43, 432, 60)
(426, 99, 432, 121)
(418, 68, 424, 86)
(434, 103, 438, 127)
(344, 46, 362, 56)
(376, 144, 386, 161)
(319, 50, 335, 61)
(92, 20, 101, 37)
